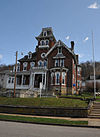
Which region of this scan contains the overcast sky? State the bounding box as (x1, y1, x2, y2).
(0, 0, 100, 65)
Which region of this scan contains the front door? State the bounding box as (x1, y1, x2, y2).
(34, 74, 42, 88)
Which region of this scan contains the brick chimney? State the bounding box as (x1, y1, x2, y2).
(71, 41, 74, 52)
(76, 55, 79, 64)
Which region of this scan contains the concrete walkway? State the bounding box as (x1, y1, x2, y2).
(0, 113, 100, 127)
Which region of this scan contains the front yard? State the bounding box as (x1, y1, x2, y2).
(0, 97, 88, 108)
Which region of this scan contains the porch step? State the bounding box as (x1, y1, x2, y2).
(88, 101, 100, 119)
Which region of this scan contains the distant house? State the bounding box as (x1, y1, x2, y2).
(85, 75, 100, 91)
(0, 27, 81, 96)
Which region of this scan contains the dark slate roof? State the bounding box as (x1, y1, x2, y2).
(18, 52, 37, 62)
(35, 27, 56, 42)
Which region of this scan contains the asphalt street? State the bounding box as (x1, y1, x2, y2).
(0, 121, 100, 137)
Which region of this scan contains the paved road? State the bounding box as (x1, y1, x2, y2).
(0, 121, 100, 137)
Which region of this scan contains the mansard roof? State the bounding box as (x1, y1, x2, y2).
(35, 27, 56, 42)
(18, 52, 37, 62)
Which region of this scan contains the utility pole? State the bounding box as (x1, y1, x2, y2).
(92, 32, 96, 99)
(14, 51, 18, 97)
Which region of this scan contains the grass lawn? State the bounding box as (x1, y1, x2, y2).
(61, 92, 94, 100)
(96, 96, 100, 102)
(0, 97, 88, 108)
(0, 114, 88, 126)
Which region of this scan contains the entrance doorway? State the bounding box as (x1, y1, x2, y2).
(34, 74, 42, 88)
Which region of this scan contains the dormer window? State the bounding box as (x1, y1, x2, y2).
(28, 52, 32, 59)
(58, 47, 62, 54)
(43, 31, 47, 36)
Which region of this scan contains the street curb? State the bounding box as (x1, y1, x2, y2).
(0, 119, 100, 129)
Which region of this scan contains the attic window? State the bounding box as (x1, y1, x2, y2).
(43, 31, 47, 36)
(58, 47, 62, 54)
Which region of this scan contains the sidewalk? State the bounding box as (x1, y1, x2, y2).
(0, 113, 100, 127)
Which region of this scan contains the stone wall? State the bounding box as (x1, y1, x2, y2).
(0, 105, 88, 118)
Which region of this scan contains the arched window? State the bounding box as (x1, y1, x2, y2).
(41, 53, 45, 58)
(38, 60, 42, 67)
(30, 62, 35, 68)
(46, 40, 49, 45)
(23, 62, 27, 71)
(17, 64, 20, 72)
(43, 31, 47, 36)
(51, 72, 54, 85)
(62, 72, 66, 85)
(55, 72, 60, 85)
(44, 60, 47, 67)
(41, 40, 45, 45)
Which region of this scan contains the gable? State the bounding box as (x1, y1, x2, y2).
(45, 40, 76, 60)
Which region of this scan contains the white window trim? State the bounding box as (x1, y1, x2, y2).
(60, 59, 64, 67)
(23, 62, 27, 71)
(62, 72, 66, 85)
(41, 53, 46, 58)
(55, 72, 60, 85)
(43, 60, 47, 67)
(17, 65, 20, 72)
(55, 59, 59, 67)
(38, 60, 43, 67)
(40, 40, 49, 46)
(30, 62, 35, 68)
(43, 31, 47, 36)
(45, 39, 49, 45)
(51, 72, 54, 85)
(8, 77, 15, 84)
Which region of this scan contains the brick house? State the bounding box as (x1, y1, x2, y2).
(1, 27, 81, 95)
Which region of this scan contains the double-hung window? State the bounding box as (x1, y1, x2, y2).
(23, 62, 27, 71)
(56, 72, 60, 85)
(55, 60, 59, 67)
(62, 72, 65, 85)
(60, 59, 64, 67)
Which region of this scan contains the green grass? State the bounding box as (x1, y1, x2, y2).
(0, 115, 88, 126)
(96, 96, 100, 102)
(61, 92, 94, 100)
(0, 97, 88, 108)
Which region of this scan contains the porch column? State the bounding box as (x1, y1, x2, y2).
(44, 72, 46, 89)
(42, 73, 44, 88)
(33, 73, 35, 89)
(29, 73, 33, 87)
(21, 74, 24, 85)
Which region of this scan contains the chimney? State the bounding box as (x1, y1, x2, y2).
(71, 41, 74, 52)
(76, 55, 79, 64)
